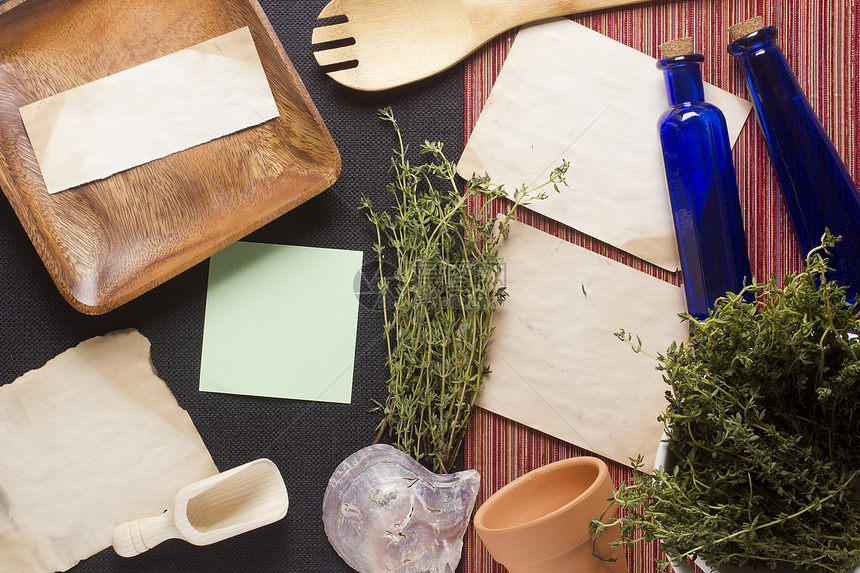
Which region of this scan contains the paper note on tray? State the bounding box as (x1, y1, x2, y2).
(0, 330, 218, 572)
(457, 19, 753, 271)
(19, 26, 279, 194)
(200, 242, 363, 403)
(479, 221, 689, 470)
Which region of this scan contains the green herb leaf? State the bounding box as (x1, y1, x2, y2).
(595, 232, 860, 572)
(362, 107, 568, 473)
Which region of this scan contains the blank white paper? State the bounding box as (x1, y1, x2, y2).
(20, 26, 279, 194)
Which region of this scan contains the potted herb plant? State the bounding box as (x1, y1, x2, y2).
(595, 233, 860, 573)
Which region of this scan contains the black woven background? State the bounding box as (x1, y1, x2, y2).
(0, 0, 464, 571)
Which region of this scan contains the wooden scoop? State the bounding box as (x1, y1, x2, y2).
(112, 459, 288, 557)
(312, 0, 650, 91)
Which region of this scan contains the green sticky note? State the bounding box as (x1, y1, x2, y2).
(199, 241, 363, 403)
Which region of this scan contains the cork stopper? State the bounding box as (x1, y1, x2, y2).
(659, 37, 694, 59)
(729, 16, 765, 41)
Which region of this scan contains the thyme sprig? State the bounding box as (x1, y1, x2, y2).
(361, 107, 568, 473)
(595, 232, 860, 573)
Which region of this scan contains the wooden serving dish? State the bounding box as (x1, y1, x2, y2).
(0, 0, 341, 314)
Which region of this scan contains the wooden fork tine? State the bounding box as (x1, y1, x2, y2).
(311, 23, 352, 45)
(313, 45, 356, 67)
(317, 0, 345, 20)
(326, 67, 363, 91)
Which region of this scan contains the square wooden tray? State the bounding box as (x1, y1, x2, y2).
(0, 0, 341, 314)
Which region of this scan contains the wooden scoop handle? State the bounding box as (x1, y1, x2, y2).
(112, 510, 182, 557)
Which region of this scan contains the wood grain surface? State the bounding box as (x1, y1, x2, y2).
(311, 0, 650, 91)
(0, 0, 340, 314)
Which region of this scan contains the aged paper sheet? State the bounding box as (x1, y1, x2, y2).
(20, 26, 279, 194)
(0, 330, 218, 571)
(478, 221, 689, 470)
(457, 19, 753, 271)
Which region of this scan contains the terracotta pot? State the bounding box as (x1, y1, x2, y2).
(473, 456, 627, 573)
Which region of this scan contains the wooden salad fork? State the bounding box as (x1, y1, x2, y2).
(311, 0, 650, 91)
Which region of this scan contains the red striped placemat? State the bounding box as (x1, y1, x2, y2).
(462, 2, 860, 572)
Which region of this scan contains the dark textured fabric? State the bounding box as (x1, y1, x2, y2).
(0, 1, 464, 571)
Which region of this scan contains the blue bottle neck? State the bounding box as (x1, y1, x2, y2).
(657, 54, 706, 106)
(728, 25, 779, 61)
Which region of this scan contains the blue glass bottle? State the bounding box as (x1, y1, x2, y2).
(729, 24, 860, 302)
(658, 51, 752, 320)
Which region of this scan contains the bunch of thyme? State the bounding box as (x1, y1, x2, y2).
(360, 107, 567, 473)
(596, 232, 860, 572)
